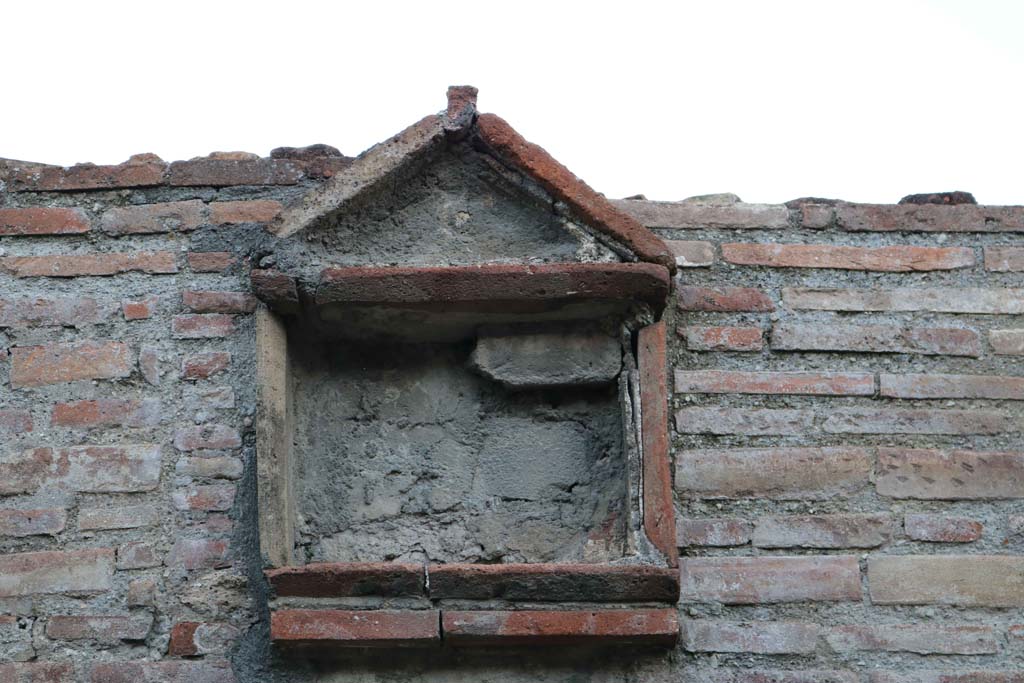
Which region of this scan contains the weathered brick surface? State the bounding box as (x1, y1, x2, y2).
(10, 160, 167, 191)
(675, 370, 875, 396)
(880, 373, 1024, 400)
(752, 514, 893, 548)
(680, 556, 861, 603)
(678, 286, 774, 311)
(101, 200, 205, 234)
(771, 323, 982, 356)
(172, 314, 235, 338)
(271, 609, 439, 647)
(677, 518, 752, 547)
(46, 613, 152, 641)
(904, 514, 983, 542)
(0, 548, 114, 597)
(783, 287, 1024, 314)
(122, 296, 157, 320)
(822, 408, 1009, 435)
(5, 445, 162, 493)
(187, 251, 236, 272)
(169, 157, 303, 186)
(443, 609, 679, 646)
(869, 555, 1024, 606)
(0, 252, 178, 277)
(209, 200, 283, 224)
(682, 619, 819, 654)
(173, 424, 242, 451)
(0, 207, 90, 235)
(826, 624, 997, 654)
(868, 672, 1024, 683)
(0, 297, 113, 327)
(78, 504, 158, 531)
(0, 409, 33, 434)
(682, 325, 763, 351)
(166, 538, 230, 570)
(676, 407, 815, 435)
(985, 246, 1024, 271)
(182, 351, 231, 379)
(666, 240, 715, 267)
(990, 329, 1024, 355)
(183, 291, 258, 314)
(677, 448, 872, 499)
(834, 203, 1024, 232)
(876, 448, 1024, 499)
(0, 508, 67, 537)
(172, 484, 236, 511)
(613, 199, 790, 229)
(51, 398, 161, 427)
(267, 562, 425, 598)
(0, 663, 75, 682)
(722, 243, 975, 271)
(168, 621, 240, 656)
(88, 660, 237, 683)
(11, 341, 132, 387)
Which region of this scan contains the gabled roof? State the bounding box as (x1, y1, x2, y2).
(271, 86, 675, 273)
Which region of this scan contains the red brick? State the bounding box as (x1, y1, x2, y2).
(722, 243, 974, 271)
(1, 252, 178, 278)
(139, 345, 160, 386)
(184, 384, 235, 409)
(827, 624, 997, 654)
(1010, 625, 1024, 642)
(0, 446, 55, 495)
(428, 563, 679, 602)
(677, 518, 752, 547)
(266, 562, 425, 598)
(166, 538, 230, 570)
(682, 619, 819, 654)
(168, 621, 240, 656)
(677, 286, 774, 312)
(127, 577, 158, 606)
(0, 296, 113, 328)
(183, 291, 258, 314)
(0, 207, 90, 235)
(822, 408, 1009, 435)
(168, 157, 303, 186)
(88, 660, 237, 683)
(681, 325, 763, 352)
(175, 455, 243, 479)
(209, 200, 283, 224)
(10, 160, 166, 191)
(905, 514, 982, 542)
(0, 548, 114, 597)
(676, 407, 815, 435)
(783, 287, 1024, 314)
(680, 555, 861, 604)
(250, 269, 299, 312)
(271, 609, 439, 647)
(182, 351, 231, 379)
(78, 504, 158, 531)
(0, 409, 32, 434)
(0, 663, 75, 682)
(122, 296, 157, 320)
(753, 514, 893, 549)
(985, 246, 1024, 271)
(116, 542, 161, 569)
(881, 373, 1024, 400)
(675, 370, 874, 396)
(991, 329, 1024, 355)
(869, 672, 1024, 683)
(771, 323, 982, 356)
(51, 398, 161, 428)
(174, 424, 242, 451)
(187, 251, 236, 273)
(173, 484, 236, 511)
(613, 199, 791, 230)
(0, 508, 66, 537)
(868, 555, 1024, 607)
(638, 322, 676, 565)
(46, 613, 152, 641)
(100, 200, 205, 234)
(11, 341, 132, 388)
(835, 203, 1024, 232)
(444, 609, 679, 646)
(801, 204, 835, 228)
(316, 263, 671, 312)
(10, 445, 161, 493)
(695, 671, 859, 683)
(876, 448, 1024, 499)
(666, 240, 715, 267)
(172, 314, 235, 338)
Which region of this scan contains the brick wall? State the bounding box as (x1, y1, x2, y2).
(1, 151, 1022, 682)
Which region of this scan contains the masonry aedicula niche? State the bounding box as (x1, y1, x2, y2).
(252, 86, 680, 651)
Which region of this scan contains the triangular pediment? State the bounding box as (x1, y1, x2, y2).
(268, 87, 674, 282)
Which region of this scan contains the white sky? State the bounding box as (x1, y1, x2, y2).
(5, 0, 1023, 204)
